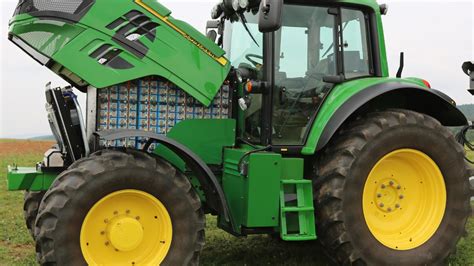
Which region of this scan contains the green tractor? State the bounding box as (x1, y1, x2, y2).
(6, 0, 474, 264)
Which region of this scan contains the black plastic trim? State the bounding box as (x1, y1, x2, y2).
(315, 82, 468, 151)
(107, 18, 127, 30)
(261, 32, 275, 145)
(89, 44, 112, 58)
(94, 129, 232, 225)
(107, 56, 134, 70)
(112, 35, 147, 59)
(9, 34, 50, 65)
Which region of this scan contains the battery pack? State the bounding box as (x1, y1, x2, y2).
(96, 77, 231, 148)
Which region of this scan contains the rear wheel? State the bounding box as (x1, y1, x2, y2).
(313, 109, 472, 265)
(35, 149, 205, 265)
(23, 191, 45, 239)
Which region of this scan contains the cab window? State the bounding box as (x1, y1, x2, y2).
(342, 9, 372, 78)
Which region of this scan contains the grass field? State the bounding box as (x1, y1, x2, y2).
(0, 140, 472, 265)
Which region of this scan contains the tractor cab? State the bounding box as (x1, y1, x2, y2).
(218, 0, 382, 147)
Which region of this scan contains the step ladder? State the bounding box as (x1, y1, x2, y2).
(279, 179, 317, 241)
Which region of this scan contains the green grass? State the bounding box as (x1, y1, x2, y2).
(0, 142, 472, 265)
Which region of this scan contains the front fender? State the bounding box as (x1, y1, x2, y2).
(302, 78, 467, 155)
(95, 129, 232, 224)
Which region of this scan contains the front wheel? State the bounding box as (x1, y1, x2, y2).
(313, 109, 472, 265)
(23, 191, 45, 239)
(35, 149, 205, 265)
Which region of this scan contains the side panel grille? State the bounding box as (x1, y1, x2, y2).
(106, 10, 160, 58)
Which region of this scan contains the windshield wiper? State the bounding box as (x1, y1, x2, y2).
(239, 13, 259, 47)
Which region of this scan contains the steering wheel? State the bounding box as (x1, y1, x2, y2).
(245, 54, 263, 68)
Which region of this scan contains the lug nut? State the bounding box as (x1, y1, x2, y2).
(113, 211, 118, 215)
(126, 210, 130, 214)
(389, 181, 394, 186)
(377, 193, 382, 198)
(387, 208, 392, 212)
(105, 241, 109, 246)
(379, 203, 384, 207)
(104, 219, 109, 224)
(381, 184, 386, 189)
(136, 216, 140, 220)
(397, 185, 401, 190)
(399, 195, 404, 199)
(395, 204, 400, 208)
(100, 231, 105, 235)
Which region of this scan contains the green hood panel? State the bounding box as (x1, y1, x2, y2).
(9, 0, 230, 106)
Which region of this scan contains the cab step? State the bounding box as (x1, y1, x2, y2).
(279, 179, 317, 241)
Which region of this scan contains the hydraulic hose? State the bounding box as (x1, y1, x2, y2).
(456, 122, 474, 164)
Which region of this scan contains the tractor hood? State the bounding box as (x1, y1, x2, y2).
(9, 0, 231, 106)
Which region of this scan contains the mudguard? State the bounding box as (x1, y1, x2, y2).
(95, 129, 232, 224)
(302, 79, 467, 155)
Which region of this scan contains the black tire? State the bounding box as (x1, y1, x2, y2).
(35, 149, 205, 265)
(23, 191, 45, 239)
(313, 109, 472, 265)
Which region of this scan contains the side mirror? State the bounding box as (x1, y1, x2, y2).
(258, 0, 283, 33)
(206, 20, 220, 43)
(207, 30, 218, 42)
(206, 20, 219, 32)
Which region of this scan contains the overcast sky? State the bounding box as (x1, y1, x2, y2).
(0, 0, 472, 138)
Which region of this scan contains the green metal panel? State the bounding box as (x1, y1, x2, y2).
(140, 0, 172, 17)
(302, 77, 423, 155)
(244, 152, 281, 227)
(154, 119, 236, 171)
(222, 148, 281, 232)
(9, 0, 231, 106)
(280, 158, 304, 180)
(335, 0, 380, 11)
(7, 166, 57, 191)
(375, 12, 389, 77)
(222, 148, 247, 234)
(9, 19, 85, 57)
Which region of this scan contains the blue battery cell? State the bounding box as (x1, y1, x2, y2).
(97, 78, 231, 149)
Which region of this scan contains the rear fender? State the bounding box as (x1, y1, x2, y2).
(302, 79, 467, 155)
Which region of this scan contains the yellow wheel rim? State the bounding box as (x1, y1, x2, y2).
(362, 149, 446, 250)
(80, 190, 172, 265)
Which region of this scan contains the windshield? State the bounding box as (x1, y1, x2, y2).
(224, 12, 264, 143)
(224, 13, 263, 68)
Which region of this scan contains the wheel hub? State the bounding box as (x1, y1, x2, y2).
(107, 216, 144, 252)
(362, 149, 446, 250)
(374, 179, 403, 213)
(80, 190, 173, 265)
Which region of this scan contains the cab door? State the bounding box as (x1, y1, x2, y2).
(271, 4, 374, 146)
